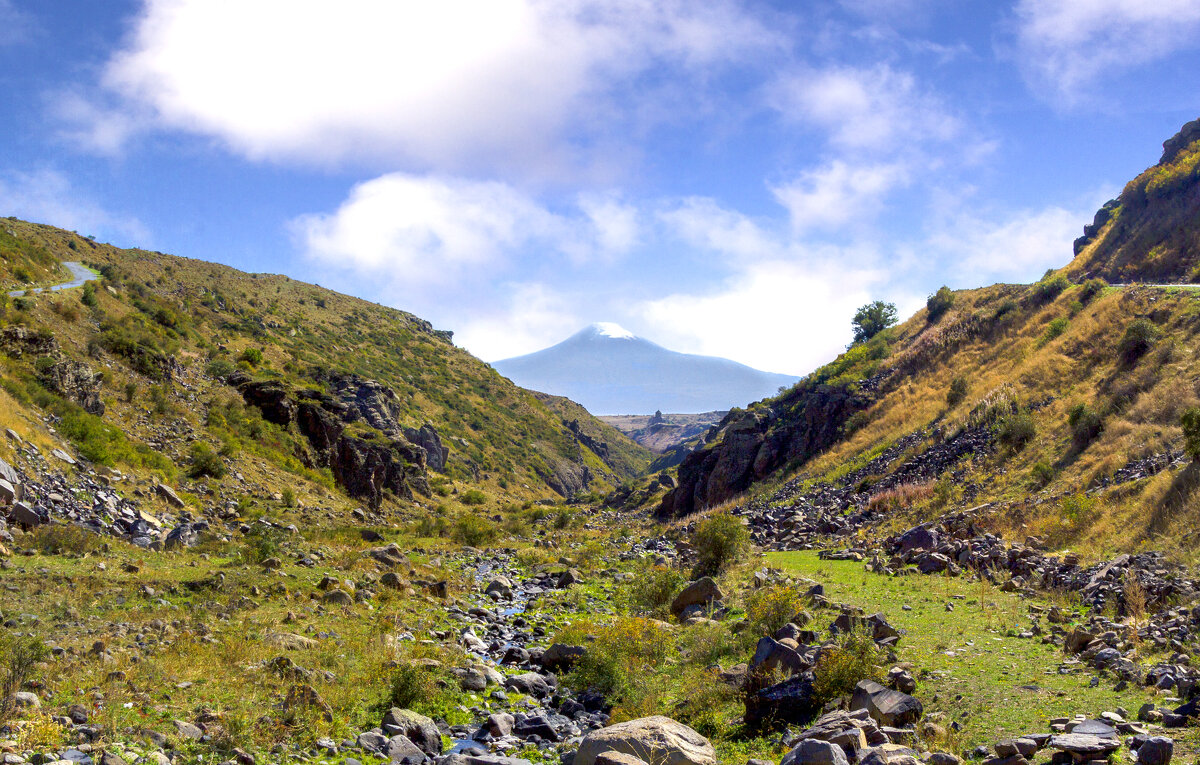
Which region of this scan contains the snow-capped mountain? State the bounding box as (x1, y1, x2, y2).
(492, 323, 799, 415)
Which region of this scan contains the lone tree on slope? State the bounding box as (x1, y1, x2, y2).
(851, 300, 898, 345)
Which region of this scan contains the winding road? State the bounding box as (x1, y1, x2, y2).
(6, 261, 97, 297)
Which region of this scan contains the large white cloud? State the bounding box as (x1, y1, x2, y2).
(454, 283, 582, 362)
(767, 63, 960, 152)
(1014, 0, 1200, 104)
(83, 0, 777, 174)
(292, 173, 636, 290)
(771, 160, 910, 232)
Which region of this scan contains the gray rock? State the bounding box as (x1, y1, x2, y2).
(670, 578, 724, 618)
(542, 644, 588, 673)
(849, 681, 922, 727)
(574, 716, 716, 765)
(381, 709, 442, 756)
(780, 740, 849, 765)
(1137, 737, 1173, 765)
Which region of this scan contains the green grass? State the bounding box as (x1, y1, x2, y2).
(768, 551, 1198, 753)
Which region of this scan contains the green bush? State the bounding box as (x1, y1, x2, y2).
(1117, 319, 1161, 364)
(238, 348, 263, 366)
(946, 375, 969, 407)
(926, 286, 955, 322)
(383, 663, 438, 710)
(1031, 461, 1057, 488)
(0, 634, 47, 722)
(188, 442, 227, 478)
(80, 281, 98, 307)
(812, 628, 883, 706)
(451, 513, 496, 547)
(996, 412, 1036, 451)
(691, 512, 750, 577)
(27, 524, 101, 556)
(624, 565, 685, 617)
(744, 585, 808, 635)
(1069, 403, 1103, 449)
(1041, 316, 1069, 344)
(1181, 407, 1200, 461)
(460, 489, 486, 506)
(1033, 273, 1071, 302)
(281, 487, 297, 507)
(205, 359, 237, 380)
(561, 617, 673, 698)
(1079, 278, 1106, 303)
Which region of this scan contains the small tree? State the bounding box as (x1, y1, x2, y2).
(926, 286, 955, 322)
(1069, 403, 1103, 449)
(1117, 319, 1161, 365)
(851, 301, 898, 345)
(946, 376, 969, 407)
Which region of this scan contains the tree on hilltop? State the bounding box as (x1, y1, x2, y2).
(851, 300, 898, 345)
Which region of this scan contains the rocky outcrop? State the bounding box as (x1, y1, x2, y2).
(659, 382, 871, 518)
(1069, 117, 1200, 283)
(40, 358, 105, 415)
(230, 371, 429, 508)
(403, 423, 449, 472)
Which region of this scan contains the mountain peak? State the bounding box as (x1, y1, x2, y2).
(587, 321, 636, 340)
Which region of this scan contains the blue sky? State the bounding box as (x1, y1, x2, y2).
(1, 0, 1199, 376)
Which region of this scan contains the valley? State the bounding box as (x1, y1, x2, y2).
(2, 116, 1200, 765)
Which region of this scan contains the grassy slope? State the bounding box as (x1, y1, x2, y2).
(770, 551, 1198, 752)
(0, 218, 648, 518)
(530, 392, 654, 484)
(0, 225, 67, 291)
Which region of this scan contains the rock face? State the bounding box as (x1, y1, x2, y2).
(230, 371, 429, 508)
(403, 423, 450, 472)
(40, 358, 105, 415)
(659, 382, 871, 518)
(1068, 117, 1200, 283)
(574, 716, 716, 765)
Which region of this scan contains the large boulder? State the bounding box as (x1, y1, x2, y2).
(849, 680, 922, 727)
(542, 644, 587, 673)
(381, 708, 442, 756)
(670, 577, 724, 617)
(780, 740, 850, 765)
(574, 716, 716, 765)
(745, 673, 819, 728)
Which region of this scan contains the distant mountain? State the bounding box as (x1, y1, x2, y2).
(492, 323, 798, 415)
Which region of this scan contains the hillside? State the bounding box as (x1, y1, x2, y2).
(1068, 118, 1200, 283)
(659, 119, 1200, 560)
(493, 322, 797, 415)
(0, 219, 651, 526)
(600, 411, 726, 453)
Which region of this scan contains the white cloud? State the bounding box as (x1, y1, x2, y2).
(455, 283, 582, 362)
(77, 0, 777, 174)
(638, 258, 886, 376)
(658, 197, 780, 260)
(49, 92, 142, 156)
(0, 169, 150, 245)
(1014, 0, 1200, 104)
(293, 173, 638, 292)
(923, 201, 1103, 285)
(767, 63, 960, 151)
(771, 160, 910, 232)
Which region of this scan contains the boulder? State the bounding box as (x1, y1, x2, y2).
(155, 483, 186, 509)
(10, 501, 44, 527)
(1047, 734, 1120, 758)
(780, 740, 849, 765)
(897, 526, 938, 553)
(595, 754, 650, 765)
(1137, 736, 1173, 765)
(849, 681, 922, 727)
(382, 708, 442, 756)
(670, 578, 724, 618)
(574, 716, 716, 765)
(506, 672, 552, 698)
(542, 644, 587, 673)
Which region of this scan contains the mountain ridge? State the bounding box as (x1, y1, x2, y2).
(493, 322, 798, 415)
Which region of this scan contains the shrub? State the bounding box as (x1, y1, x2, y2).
(451, 513, 496, 547)
(1030, 461, 1056, 488)
(80, 281, 97, 307)
(240, 526, 286, 564)
(1068, 403, 1103, 449)
(553, 507, 574, 529)
(1079, 278, 1106, 303)
(812, 628, 883, 705)
(993, 299, 1019, 320)
(946, 375, 968, 407)
(691, 512, 750, 577)
(926, 286, 955, 322)
(383, 663, 439, 711)
(625, 565, 684, 617)
(238, 348, 263, 366)
(996, 411, 1036, 451)
(189, 442, 227, 478)
(561, 617, 673, 698)
(0, 634, 47, 722)
(281, 487, 297, 507)
(744, 585, 808, 635)
(1041, 316, 1069, 344)
(1181, 407, 1200, 461)
(460, 489, 486, 506)
(205, 359, 237, 380)
(1117, 319, 1161, 364)
(1033, 273, 1071, 302)
(851, 301, 898, 345)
